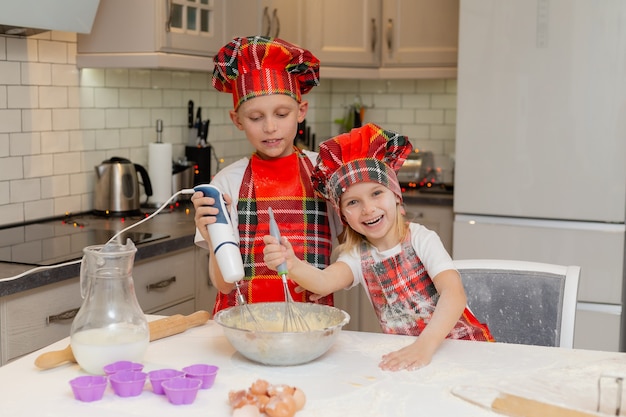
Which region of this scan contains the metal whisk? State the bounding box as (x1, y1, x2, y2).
(234, 280, 262, 331)
(268, 207, 310, 332)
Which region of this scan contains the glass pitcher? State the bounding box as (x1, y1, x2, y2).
(70, 239, 149, 375)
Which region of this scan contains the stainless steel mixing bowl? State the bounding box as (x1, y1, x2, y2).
(214, 302, 350, 366)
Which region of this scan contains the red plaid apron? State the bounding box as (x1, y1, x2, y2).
(212, 149, 333, 314)
(361, 232, 493, 341)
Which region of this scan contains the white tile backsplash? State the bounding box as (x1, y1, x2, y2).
(0, 62, 20, 85)
(52, 108, 79, 130)
(24, 154, 53, 178)
(0, 32, 458, 227)
(22, 108, 52, 132)
(0, 134, 8, 157)
(41, 175, 69, 199)
(21, 62, 52, 85)
(10, 178, 41, 203)
(10, 132, 41, 156)
(39, 86, 68, 108)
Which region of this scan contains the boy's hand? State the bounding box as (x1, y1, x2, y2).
(191, 191, 232, 243)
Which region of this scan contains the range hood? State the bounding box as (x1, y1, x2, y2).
(0, 0, 100, 36)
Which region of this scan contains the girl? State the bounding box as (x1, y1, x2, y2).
(263, 123, 493, 372)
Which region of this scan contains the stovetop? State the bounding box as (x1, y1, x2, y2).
(0, 209, 177, 266)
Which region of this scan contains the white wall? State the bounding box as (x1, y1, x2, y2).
(0, 31, 457, 227)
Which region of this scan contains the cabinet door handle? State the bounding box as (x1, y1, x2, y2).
(146, 276, 177, 292)
(272, 8, 280, 38)
(262, 6, 271, 37)
(47, 308, 79, 325)
(371, 18, 378, 52)
(386, 18, 393, 51)
(165, 0, 172, 32)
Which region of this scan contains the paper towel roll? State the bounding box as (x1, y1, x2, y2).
(148, 142, 173, 205)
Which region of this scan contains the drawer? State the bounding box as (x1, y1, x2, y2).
(134, 249, 195, 314)
(2, 278, 81, 363)
(152, 299, 196, 316)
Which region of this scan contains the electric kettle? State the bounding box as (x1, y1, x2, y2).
(93, 157, 153, 215)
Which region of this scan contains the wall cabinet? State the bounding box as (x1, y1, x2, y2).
(76, 0, 227, 71)
(226, 0, 303, 45)
(303, 0, 459, 79)
(0, 246, 214, 365)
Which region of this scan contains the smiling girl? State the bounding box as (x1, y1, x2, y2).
(263, 123, 494, 372)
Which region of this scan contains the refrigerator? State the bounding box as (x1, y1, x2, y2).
(453, 0, 626, 351)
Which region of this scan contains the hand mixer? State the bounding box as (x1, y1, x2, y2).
(194, 185, 261, 331)
(268, 206, 311, 332)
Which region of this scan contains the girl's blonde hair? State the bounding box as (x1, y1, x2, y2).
(335, 204, 409, 254)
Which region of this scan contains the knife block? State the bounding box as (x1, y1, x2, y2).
(185, 146, 212, 186)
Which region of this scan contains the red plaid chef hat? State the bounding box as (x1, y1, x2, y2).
(312, 123, 413, 216)
(212, 36, 320, 110)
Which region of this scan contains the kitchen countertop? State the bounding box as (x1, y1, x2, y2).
(402, 189, 453, 207)
(0, 208, 198, 297)
(0, 318, 622, 417)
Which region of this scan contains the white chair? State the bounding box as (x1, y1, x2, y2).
(453, 259, 581, 348)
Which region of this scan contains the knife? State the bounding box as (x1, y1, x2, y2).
(187, 100, 194, 128)
(34, 310, 211, 370)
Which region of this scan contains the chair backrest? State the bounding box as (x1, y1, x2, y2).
(453, 259, 580, 348)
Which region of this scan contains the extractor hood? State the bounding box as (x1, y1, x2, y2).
(0, 0, 100, 36)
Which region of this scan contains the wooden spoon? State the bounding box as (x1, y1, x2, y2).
(34, 310, 211, 370)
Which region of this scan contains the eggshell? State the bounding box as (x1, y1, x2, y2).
(265, 393, 296, 417)
(250, 379, 269, 395)
(267, 384, 295, 397)
(255, 394, 270, 412)
(232, 404, 261, 417)
(292, 388, 306, 411)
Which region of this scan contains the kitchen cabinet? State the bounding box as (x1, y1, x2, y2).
(226, 0, 303, 45)
(0, 278, 82, 365)
(193, 247, 217, 313)
(324, 286, 382, 333)
(0, 247, 211, 365)
(133, 248, 196, 315)
(303, 0, 459, 79)
(76, 0, 228, 71)
(404, 202, 454, 254)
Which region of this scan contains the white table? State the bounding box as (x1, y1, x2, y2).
(0, 320, 624, 417)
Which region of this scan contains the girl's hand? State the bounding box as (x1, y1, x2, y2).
(378, 337, 437, 372)
(294, 285, 325, 302)
(262, 234, 296, 272)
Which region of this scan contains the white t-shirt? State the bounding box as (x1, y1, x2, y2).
(194, 150, 342, 249)
(337, 223, 456, 302)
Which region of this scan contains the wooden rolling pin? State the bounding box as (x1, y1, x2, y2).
(34, 310, 211, 370)
(492, 392, 599, 417)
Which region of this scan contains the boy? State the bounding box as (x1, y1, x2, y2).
(192, 36, 340, 314)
